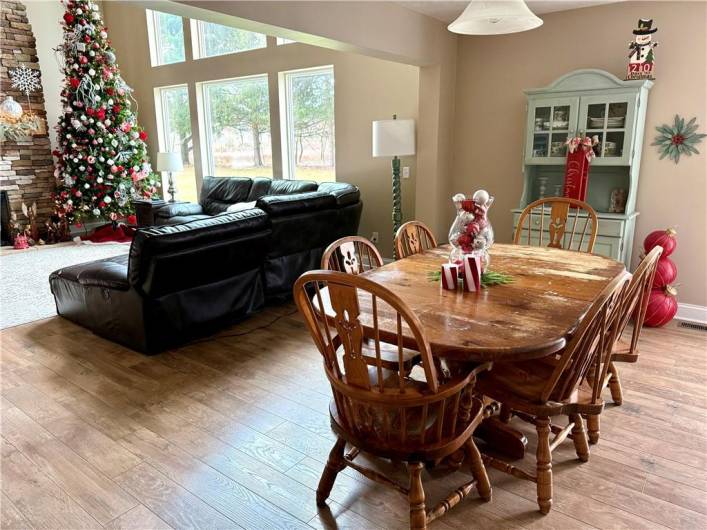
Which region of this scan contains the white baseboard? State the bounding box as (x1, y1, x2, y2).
(676, 303, 707, 325)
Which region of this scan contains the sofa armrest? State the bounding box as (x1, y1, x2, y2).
(316, 182, 361, 207)
(256, 191, 336, 216)
(154, 202, 204, 220)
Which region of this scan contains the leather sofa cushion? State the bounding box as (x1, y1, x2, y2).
(247, 177, 274, 201)
(51, 254, 130, 290)
(317, 182, 361, 207)
(200, 177, 253, 215)
(155, 202, 204, 219)
(129, 209, 270, 297)
(159, 214, 212, 225)
(256, 191, 336, 217)
(269, 180, 318, 195)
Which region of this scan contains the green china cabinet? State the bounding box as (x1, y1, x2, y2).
(514, 69, 652, 266)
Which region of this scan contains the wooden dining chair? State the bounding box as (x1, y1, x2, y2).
(514, 198, 599, 253)
(294, 271, 492, 530)
(395, 221, 437, 259)
(322, 235, 420, 374)
(321, 236, 384, 274)
(476, 272, 629, 514)
(586, 246, 662, 444)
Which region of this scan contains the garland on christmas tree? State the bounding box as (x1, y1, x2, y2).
(52, 0, 160, 224)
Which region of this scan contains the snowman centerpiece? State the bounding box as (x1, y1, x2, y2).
(448, 190, 495, 270)
(626, 18, 658, 80)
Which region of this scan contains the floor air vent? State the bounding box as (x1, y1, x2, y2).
(678, 321, 707, 332)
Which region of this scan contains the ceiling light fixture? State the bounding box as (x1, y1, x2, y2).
(448, 0, 543, 35)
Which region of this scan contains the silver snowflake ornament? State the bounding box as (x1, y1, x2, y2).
(9, 65, 41, 95)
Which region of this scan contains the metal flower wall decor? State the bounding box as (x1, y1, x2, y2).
(652, 115, 706, 163)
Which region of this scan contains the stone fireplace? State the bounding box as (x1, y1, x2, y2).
(1, 1, 55, 238)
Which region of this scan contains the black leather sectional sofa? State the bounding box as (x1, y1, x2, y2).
(50, 177, 362, 353)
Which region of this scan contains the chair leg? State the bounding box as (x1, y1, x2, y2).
(317, 437, 346, 506)
(535, 417, 553, 515)
(465, 439, 492, 501)
(608, 361, 623, 405)
(586, 414, 600, 445)
(408, 462, 427, 530)
(570, 413, 590, 462)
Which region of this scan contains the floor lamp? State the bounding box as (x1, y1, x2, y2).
(372, 115, 415, 256)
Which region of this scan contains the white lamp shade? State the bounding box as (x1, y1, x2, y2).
(372, 119, 416, 157)
(448, 0, 543, 35)
(156, 151, 183, 172)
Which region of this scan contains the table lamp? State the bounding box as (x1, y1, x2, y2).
(156, 152, 183, 203)
(372, 115, 415, 255)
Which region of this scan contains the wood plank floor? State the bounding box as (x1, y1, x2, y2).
(1, 307, 705, 529)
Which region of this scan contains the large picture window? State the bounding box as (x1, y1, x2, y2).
(193, 20, 266, 59)
(281, 66, 335, 181)
(146, 10, 185, 66)
(201, 76, 273, 178)
(155, 85, 198, 202)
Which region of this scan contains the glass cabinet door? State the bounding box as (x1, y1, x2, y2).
(578, 94, 637, 165)
(525, 97, 579, 164)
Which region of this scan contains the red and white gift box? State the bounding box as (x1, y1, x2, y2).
(441, 263, 459, 290)
(462, 254, 482, 292)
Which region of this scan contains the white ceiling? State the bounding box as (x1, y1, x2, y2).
(399, 1, 623, 23)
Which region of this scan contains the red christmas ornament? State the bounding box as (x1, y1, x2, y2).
(139, 130, 148, 141)
(644, 227, 677, 257)
(63, 12, 74, 24)
(69, 77, 80, 89)
(643, 285, 678, 327)
(653, 257, 677, 289)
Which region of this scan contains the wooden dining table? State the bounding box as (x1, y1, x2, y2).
(316, 243, 627, 458)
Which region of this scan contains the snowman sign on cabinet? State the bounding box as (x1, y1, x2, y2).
(627, 18, 658, 80)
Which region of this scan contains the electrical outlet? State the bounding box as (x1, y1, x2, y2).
(402, 166, 410, 179)
(370, 232, 379, 243)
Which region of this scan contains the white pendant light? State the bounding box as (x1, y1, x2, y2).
(448, 0, 543, 35)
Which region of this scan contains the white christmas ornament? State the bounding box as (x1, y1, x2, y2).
(9, 65, 41, 95)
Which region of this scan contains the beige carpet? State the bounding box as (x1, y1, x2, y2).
(0, 242, 129, 329)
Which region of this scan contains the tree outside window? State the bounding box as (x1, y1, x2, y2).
(284, 67, 335, 181)
(157, 85, 198, 202)
(204, 76, 273, 178)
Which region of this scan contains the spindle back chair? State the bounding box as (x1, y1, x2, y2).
(514, 198, 598, 253)
(476, 272, 629, 514)
(294, 270, 491, 529)
(321, 235, 420, 373)
(321, 236, 383, 274)
(395, 221, 437, 259)
(586, 246, 662, 443)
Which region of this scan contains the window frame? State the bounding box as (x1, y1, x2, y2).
(197, 73, 273, 178)
(146, 9, 186, 67)
(279, 65, 335, 180)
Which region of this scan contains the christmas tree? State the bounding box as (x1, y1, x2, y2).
(52, 0, 160, 225)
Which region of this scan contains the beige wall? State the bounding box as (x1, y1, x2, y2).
(24, 0, 65, 151)
(453, 1, 707, 306)
(102, 2, 419, 258)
